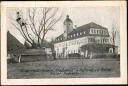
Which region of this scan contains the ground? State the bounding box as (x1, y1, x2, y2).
(7, 59, 120, 79)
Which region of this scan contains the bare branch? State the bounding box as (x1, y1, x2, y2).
(10, 7, 62, 48)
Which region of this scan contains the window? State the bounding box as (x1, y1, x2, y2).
(80, 32, 82, 35)
(71, 35, 72, 38)
(95, 30, 97, 34)
(98, 30, 100, 34)
(88, 38, 95, 43)
(74, 40, 76, 45)
(103, 39, 105, 43)
(105, 31, 108, 35)
(102, 30, 104, 35)
(74, 50, 75, 53)
(77, 33, 79, 36)
(91, 29, 94, 34)
(84, 31, 86, 34)
(99, 30, 102, 34)
(77, 41, 79, 44)
(74, 34, 75, 37)
(97, 30, 99, 34)
(105, 39, 108, 43)
(103, 31, 105, 35)
(101, 30, 103, 34)
(72, 41, 75, 45)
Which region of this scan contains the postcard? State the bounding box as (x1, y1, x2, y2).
(1, 1, 127, 85)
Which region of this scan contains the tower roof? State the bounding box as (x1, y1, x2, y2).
(64, 15, 73, 24)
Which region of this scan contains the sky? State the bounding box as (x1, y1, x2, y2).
(7, 6, 120, 45)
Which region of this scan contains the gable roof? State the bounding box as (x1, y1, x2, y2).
(7, 31, 25, 54)
(55, 22, 110, 43)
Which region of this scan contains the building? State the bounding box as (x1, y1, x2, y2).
(54, 15, 117, 59)
(7, 31, 25, 59)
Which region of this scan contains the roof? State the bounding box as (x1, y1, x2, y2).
(63, 15, 73, 24)
(7, 31, 25, 54)
(54, 22, 110, 43)
(22, 49, 46, 55)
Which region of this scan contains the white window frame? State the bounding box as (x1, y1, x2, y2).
(74, 34, 75, 37)
(77, 33, 79, 36)
(95, 29, 97, 34)
(84, 31, 86, 34)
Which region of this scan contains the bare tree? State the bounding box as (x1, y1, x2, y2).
(110, 23, 119, 53)
(10, 8, 62, 48)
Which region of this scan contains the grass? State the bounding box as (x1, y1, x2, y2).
(7, 59, 120, 79)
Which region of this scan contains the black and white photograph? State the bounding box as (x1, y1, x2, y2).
(1, 1, 127, 85)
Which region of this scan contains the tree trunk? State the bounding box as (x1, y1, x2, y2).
(41, 34, 45, 46)
(37, 37, 40, 48)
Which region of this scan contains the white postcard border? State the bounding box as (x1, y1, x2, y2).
(1, 1, 127, 85)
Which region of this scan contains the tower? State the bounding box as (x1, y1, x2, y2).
(63, 15, 73, 39)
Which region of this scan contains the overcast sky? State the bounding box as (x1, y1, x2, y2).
(7, 6, 120, 44)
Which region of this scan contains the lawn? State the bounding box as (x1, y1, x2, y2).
(7, 59, 120, 79)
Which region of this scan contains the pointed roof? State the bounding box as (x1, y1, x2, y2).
(63, 15, 73, 24)
(7, 31, 25, 53)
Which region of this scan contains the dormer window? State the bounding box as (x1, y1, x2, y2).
(84, 31, 86, 34)
(74, 34, 75, 37)
(77, 33, 79, 36)
(80, 32, 82, 35)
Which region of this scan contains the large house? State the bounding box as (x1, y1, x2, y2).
(54, 15, 116, 59)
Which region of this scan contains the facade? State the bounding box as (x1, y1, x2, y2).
(54, 15, 116, 59)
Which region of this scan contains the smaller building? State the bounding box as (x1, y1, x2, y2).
(7, 31, 25, 60)
(20, 49, 47, 62)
